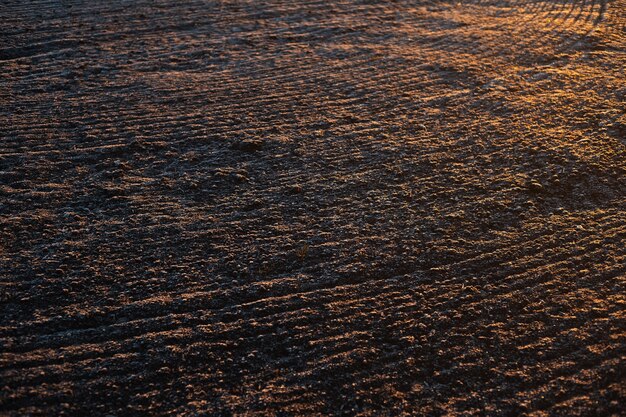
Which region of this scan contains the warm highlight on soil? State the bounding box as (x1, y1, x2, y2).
(1, 0, 625, 416)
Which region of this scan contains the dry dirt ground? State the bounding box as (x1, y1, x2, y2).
(1, 0, 625, 415)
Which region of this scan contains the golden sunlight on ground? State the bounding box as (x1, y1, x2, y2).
(0, 0, 624, 415)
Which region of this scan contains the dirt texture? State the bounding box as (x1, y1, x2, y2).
(1, 0, 625, 416)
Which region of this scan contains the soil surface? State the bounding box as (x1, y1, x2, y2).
(1, 0, 625, 416)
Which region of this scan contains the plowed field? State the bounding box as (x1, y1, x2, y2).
(1, 0, 625, 415)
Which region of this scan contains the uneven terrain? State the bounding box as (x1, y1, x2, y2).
(1, 0, 625, 415)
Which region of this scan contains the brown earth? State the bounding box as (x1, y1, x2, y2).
(1, 0, 625, 415)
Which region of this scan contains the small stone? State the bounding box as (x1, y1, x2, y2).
(288, 184, 302, 194)
(231, 173, 248, 183)
(527, 180, 544, 193)
(232, 139, 263, 152)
